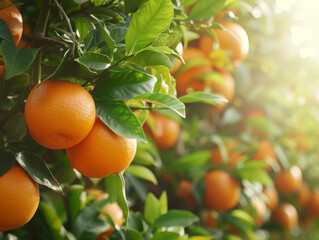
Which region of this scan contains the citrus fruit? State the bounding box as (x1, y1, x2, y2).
(275, 166, 302, 194)
(25, 79, 96, 149)
(177, 179, 196, 208)
(143, 111, 180, 150)
(203, 210, 218, 229)
(273, 203, 298, 230)
(297, 182, 311, 208)
(251, 196, 267, 226)
(263, 187, 278, 211)
(306, 191, 319, 217)
(199, 21, 249, 66)
(252, 140, 277, 170)
(66, 117, 137, 178)
(0, 164, 39, 231)
(211, 140, 242, 170)
(0, 0, 23, 46)
(204, 170, 241, 211)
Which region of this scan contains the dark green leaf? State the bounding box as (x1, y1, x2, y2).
(3, 73, 29, 95)
(125, 165, 158, 184)
(134, 93, 185, 118)
(95, 100, 147, 142)
(93, 68, 156, 101)
(76, 52, 111, 71)
(154, 210, 199, 228)
(179, 91, 228, 105)
(75, 18, 90, 43)
(69, 185, 85, 225)
(124, 0, 146, 13)
(4, 114, 27, 142)
(188, 0, 227, 20)
(168, 151, 211, 172)
(125, 0, 174, 54)
(150, 232, 180, 240)
(1, 41, 39, 79)
(0, 19, 15, 44)
(15, 152, 62, 191)
(126, 229, 144, 240)
(116, 173, 129, 228)
(0, 150, 15, 177)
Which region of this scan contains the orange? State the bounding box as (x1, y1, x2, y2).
(86, 189, 123, 239)
(202, 210, 218, 229)
(176, 179, 196, 208)
(275, 166, 302, 194)
(211, 140, 242, 170)
(252, 140, 277, 170)
(292, 133, 310, 152)
(175, 64, 212, 96)
(263, 187, 278, 211)
(0, 0, 23, 46)
(306, 191, 319, 217)
(297, 182, 311, 208)
(0, 164, 39, 231)
(17, 19, 32, 49)
(273, 203, 298, 230)
(143, 111, 180, 150)
(25, 79, 96, 149)
(66, 117, 137, 178)
(199, 21, 249, 66)
(204, 170, 241, 211)
(251, 196, 267, 226)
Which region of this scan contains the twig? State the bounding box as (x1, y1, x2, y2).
(53, 0, 78, 58)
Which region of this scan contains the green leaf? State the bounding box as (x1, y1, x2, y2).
(179, 91, 228, 105)
(235, 169, 272, 185)
(168, 151, 211, 172)
(75, 18, 90, 43)
(87, 6, 124, 22)
(3, 115, 27, 142)
(43, 49, 71, 81)
(0, 150, 15, 177)
(124, 0, 146, 13)
(72, 198, 110, 239)
(159, 191, 168, 215)
(133, 149, 157, 166)
(15, 152, 62, 191)
(246, 117, 281, 136)
(188, 0, 227, 20)
(125, 165, 158, 184)
(144, 193, 161, 224)
(0, 19, 15, 44)
(2, 73, 29, 96)
(125, 0, 174, 54)
(154, 210, 199, 228)
(150, 232, 181, 240)
(104, 174, 119, 203)
(95, 100, 147, 142)
(129, 50, 173, 69)
(92, 68, 156, 101)
(76, 52, 111, 71)
(69, 185, 86, 225)
(1, 41, 39, 79)
(116, 173, 129, 228)
(134, 93, 185, 118)
(90, 14, 115, 56)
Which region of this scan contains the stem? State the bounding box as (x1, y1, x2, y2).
(53, 0, 78, 58)
(31, 0, 51, 85)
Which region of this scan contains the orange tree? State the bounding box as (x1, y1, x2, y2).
(1, 0, 319, 240)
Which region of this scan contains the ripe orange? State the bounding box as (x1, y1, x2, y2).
(273, 203, 298, 230)
(251, 196, 267, 226)
(263, 187, 278, 211)
(275, 166, 302, 194)
(66, 117, 137, 178)
(204, 170, 241, 211)
(297, 182, 311, 208)
(202, 210, 218, 229)
(210, 140, 242, 170)
(86, 189, 123, 239)
(252, 140, 277, 170)
(306, 191, 319, 217)
(25, 80, 96, 149)
(143, 111, 180, 150)
(0, 164, 39, 231)
(0, 0, 23, 46)
(199, 21, 249, 66)
(176, 179, 196, 208)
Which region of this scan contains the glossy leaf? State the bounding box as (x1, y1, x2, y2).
(15, 152, 62, 191)
(4, 115, 27, 143)
(154, 210, 199, 228)
(144, 193, 161, 224)
(43, 49, 71, 81)
(125, 0, 174, 54)
(95, 100, 147, 142)
(75, 18, 90, 43)
(188, 0, 226, 20)
(1, 41, 39, 80)
(0, 19, 15, 44)
(129, 50, 173, 69)
(167, 151, 211, 172)
(134, 93, 185, 118)
(179, 91, 228, 105)
(76, 52, 111, 71)
(0, 150, 15, 177)
(116, 173, 129, 228)
(125, 165, 158, 185)
(93, 68, 156, 101)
